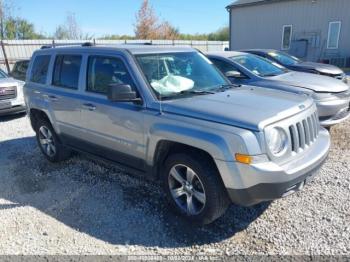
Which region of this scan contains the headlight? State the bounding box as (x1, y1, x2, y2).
(266, 127, 288, 156)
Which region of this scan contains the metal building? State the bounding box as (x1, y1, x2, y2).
(227, 0, 350, 66)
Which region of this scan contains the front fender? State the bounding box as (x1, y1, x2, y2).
(145, 123, 251, 166)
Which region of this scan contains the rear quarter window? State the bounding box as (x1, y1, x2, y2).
(30, 55, 51, 84)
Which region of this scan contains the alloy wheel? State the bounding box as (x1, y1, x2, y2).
(168, 164, 206, 215)
(38, 126, 56, 157)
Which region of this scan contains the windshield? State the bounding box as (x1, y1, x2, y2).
(135, 52, 228, 99)
(268, 51, 301, 66)
(231, 54, 287, 77)
(0, 69, 8, 79)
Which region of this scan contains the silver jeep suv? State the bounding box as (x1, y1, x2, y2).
(24, 45, 330, 224)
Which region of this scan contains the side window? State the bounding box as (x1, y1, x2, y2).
(30, 55, 51, 84)
(327, 21, 341, 49)
(282, 25, 293, 50)
(211, 58, 238, 74)
(87, 56, 136, 94)
(53, 55, 82, 89)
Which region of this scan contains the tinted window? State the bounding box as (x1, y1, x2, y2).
(231, 54, 287, 77)
(12, 60, 29, 81)
(268, 51, 300, 66)
(87, 56, 135, 94)
(53, 55, 82, 89)
(30, 55, 51, 84)
(210, 58, 238, 74)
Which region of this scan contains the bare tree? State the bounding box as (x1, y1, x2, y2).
(134, 0, 159, 39)
(158, 21, 179, 40)
(54, 12, 85, 40)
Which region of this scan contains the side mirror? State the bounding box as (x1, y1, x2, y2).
(107, 84, 141, 103)
(225, 70, 243, 78)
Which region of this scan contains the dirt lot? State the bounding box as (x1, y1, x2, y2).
(0, 114, 349, 256)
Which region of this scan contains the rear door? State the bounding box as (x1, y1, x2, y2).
(45, 53, 85, 141)
(80, 54, 146, 170)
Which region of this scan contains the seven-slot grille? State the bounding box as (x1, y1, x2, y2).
(288, 111, 319, 153)
(0, 86, 17, 100)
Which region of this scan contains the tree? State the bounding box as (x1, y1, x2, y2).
(134, 0, 159, 39)
(0, 0, 12, 39)
(208, 26, 229, 41)
(158, 21, 179, 40)
(54, 12, 91, 40)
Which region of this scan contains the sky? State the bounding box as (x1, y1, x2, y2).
(11, 0, 233, 37)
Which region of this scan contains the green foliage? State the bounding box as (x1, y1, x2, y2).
(3, 17, 46, 39)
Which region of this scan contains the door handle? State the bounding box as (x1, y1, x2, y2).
(48, 95, 59, 101)
(43, 94, 59, 101)
(82, 103, 96, 111)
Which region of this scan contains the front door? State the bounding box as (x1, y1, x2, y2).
(80, 55, 145, 170)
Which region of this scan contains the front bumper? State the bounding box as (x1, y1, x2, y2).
(316, 96, 350, 127)
(0, 99, 26, 116)
(216, 128, 330, 206)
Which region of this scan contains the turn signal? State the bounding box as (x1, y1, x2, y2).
(235, 154, 252, 165)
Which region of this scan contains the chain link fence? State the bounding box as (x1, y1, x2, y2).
(0, 39, 229, 73)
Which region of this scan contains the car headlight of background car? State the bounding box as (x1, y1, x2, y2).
(265, 127, 288, 156)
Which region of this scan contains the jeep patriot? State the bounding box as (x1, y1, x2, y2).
(24, 45, 330, 224)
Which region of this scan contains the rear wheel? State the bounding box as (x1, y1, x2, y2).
(35, 119, 71, 162)
(162, 153, 230, 225)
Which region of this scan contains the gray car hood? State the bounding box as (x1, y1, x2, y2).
(161, 87, 313, 131)
(296, 62, 344, 75)
(270, 71, 349, 93)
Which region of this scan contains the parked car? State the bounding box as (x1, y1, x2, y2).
(242, 49, 348, 83)
(207, 51, 350, 127)
(0, 68, 26, 116)
(10, 59, 30, 82)
(24, 45, 330, 224)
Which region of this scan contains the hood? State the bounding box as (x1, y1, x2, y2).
(161, 86, 313, 131)
(0, 77, 21, 88)
(269, 71, 349, 93)
(294, 62, 344, 75)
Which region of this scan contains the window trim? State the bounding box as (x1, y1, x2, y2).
(52, 54, 82, 90)
(327, 21, 341, 49)
(281, 25, 293, 50)
(85, 55, 137, 95)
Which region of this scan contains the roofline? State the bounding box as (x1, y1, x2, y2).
(226, 0, 293, 10)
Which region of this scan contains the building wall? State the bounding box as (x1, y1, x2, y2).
(229, 0, 350, 62)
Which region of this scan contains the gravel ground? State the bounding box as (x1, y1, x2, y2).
(0, 113, 349, 256)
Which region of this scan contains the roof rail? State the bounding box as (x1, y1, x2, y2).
(82, 42, 94, 47)
(40, 45, 53, 49)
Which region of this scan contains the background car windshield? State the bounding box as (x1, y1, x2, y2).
(0, 69, 8, 79)
(136, 52, 227, 98)
(268, 51, 300, 66)
(231, 54, 286, 77)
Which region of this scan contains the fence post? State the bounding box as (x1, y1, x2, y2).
(1, 40, 10, 73)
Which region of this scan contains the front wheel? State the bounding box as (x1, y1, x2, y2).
(162, 153, 230, 225)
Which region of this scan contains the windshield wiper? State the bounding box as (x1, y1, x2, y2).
(215, 83, 241, 92)
(179, 89, 216, 95)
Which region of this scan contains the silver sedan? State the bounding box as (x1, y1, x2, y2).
(207, 51, 350, 127)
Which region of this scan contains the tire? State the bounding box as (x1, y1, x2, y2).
(162, 153, 230, 225)
(35, 118, 71, 162)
